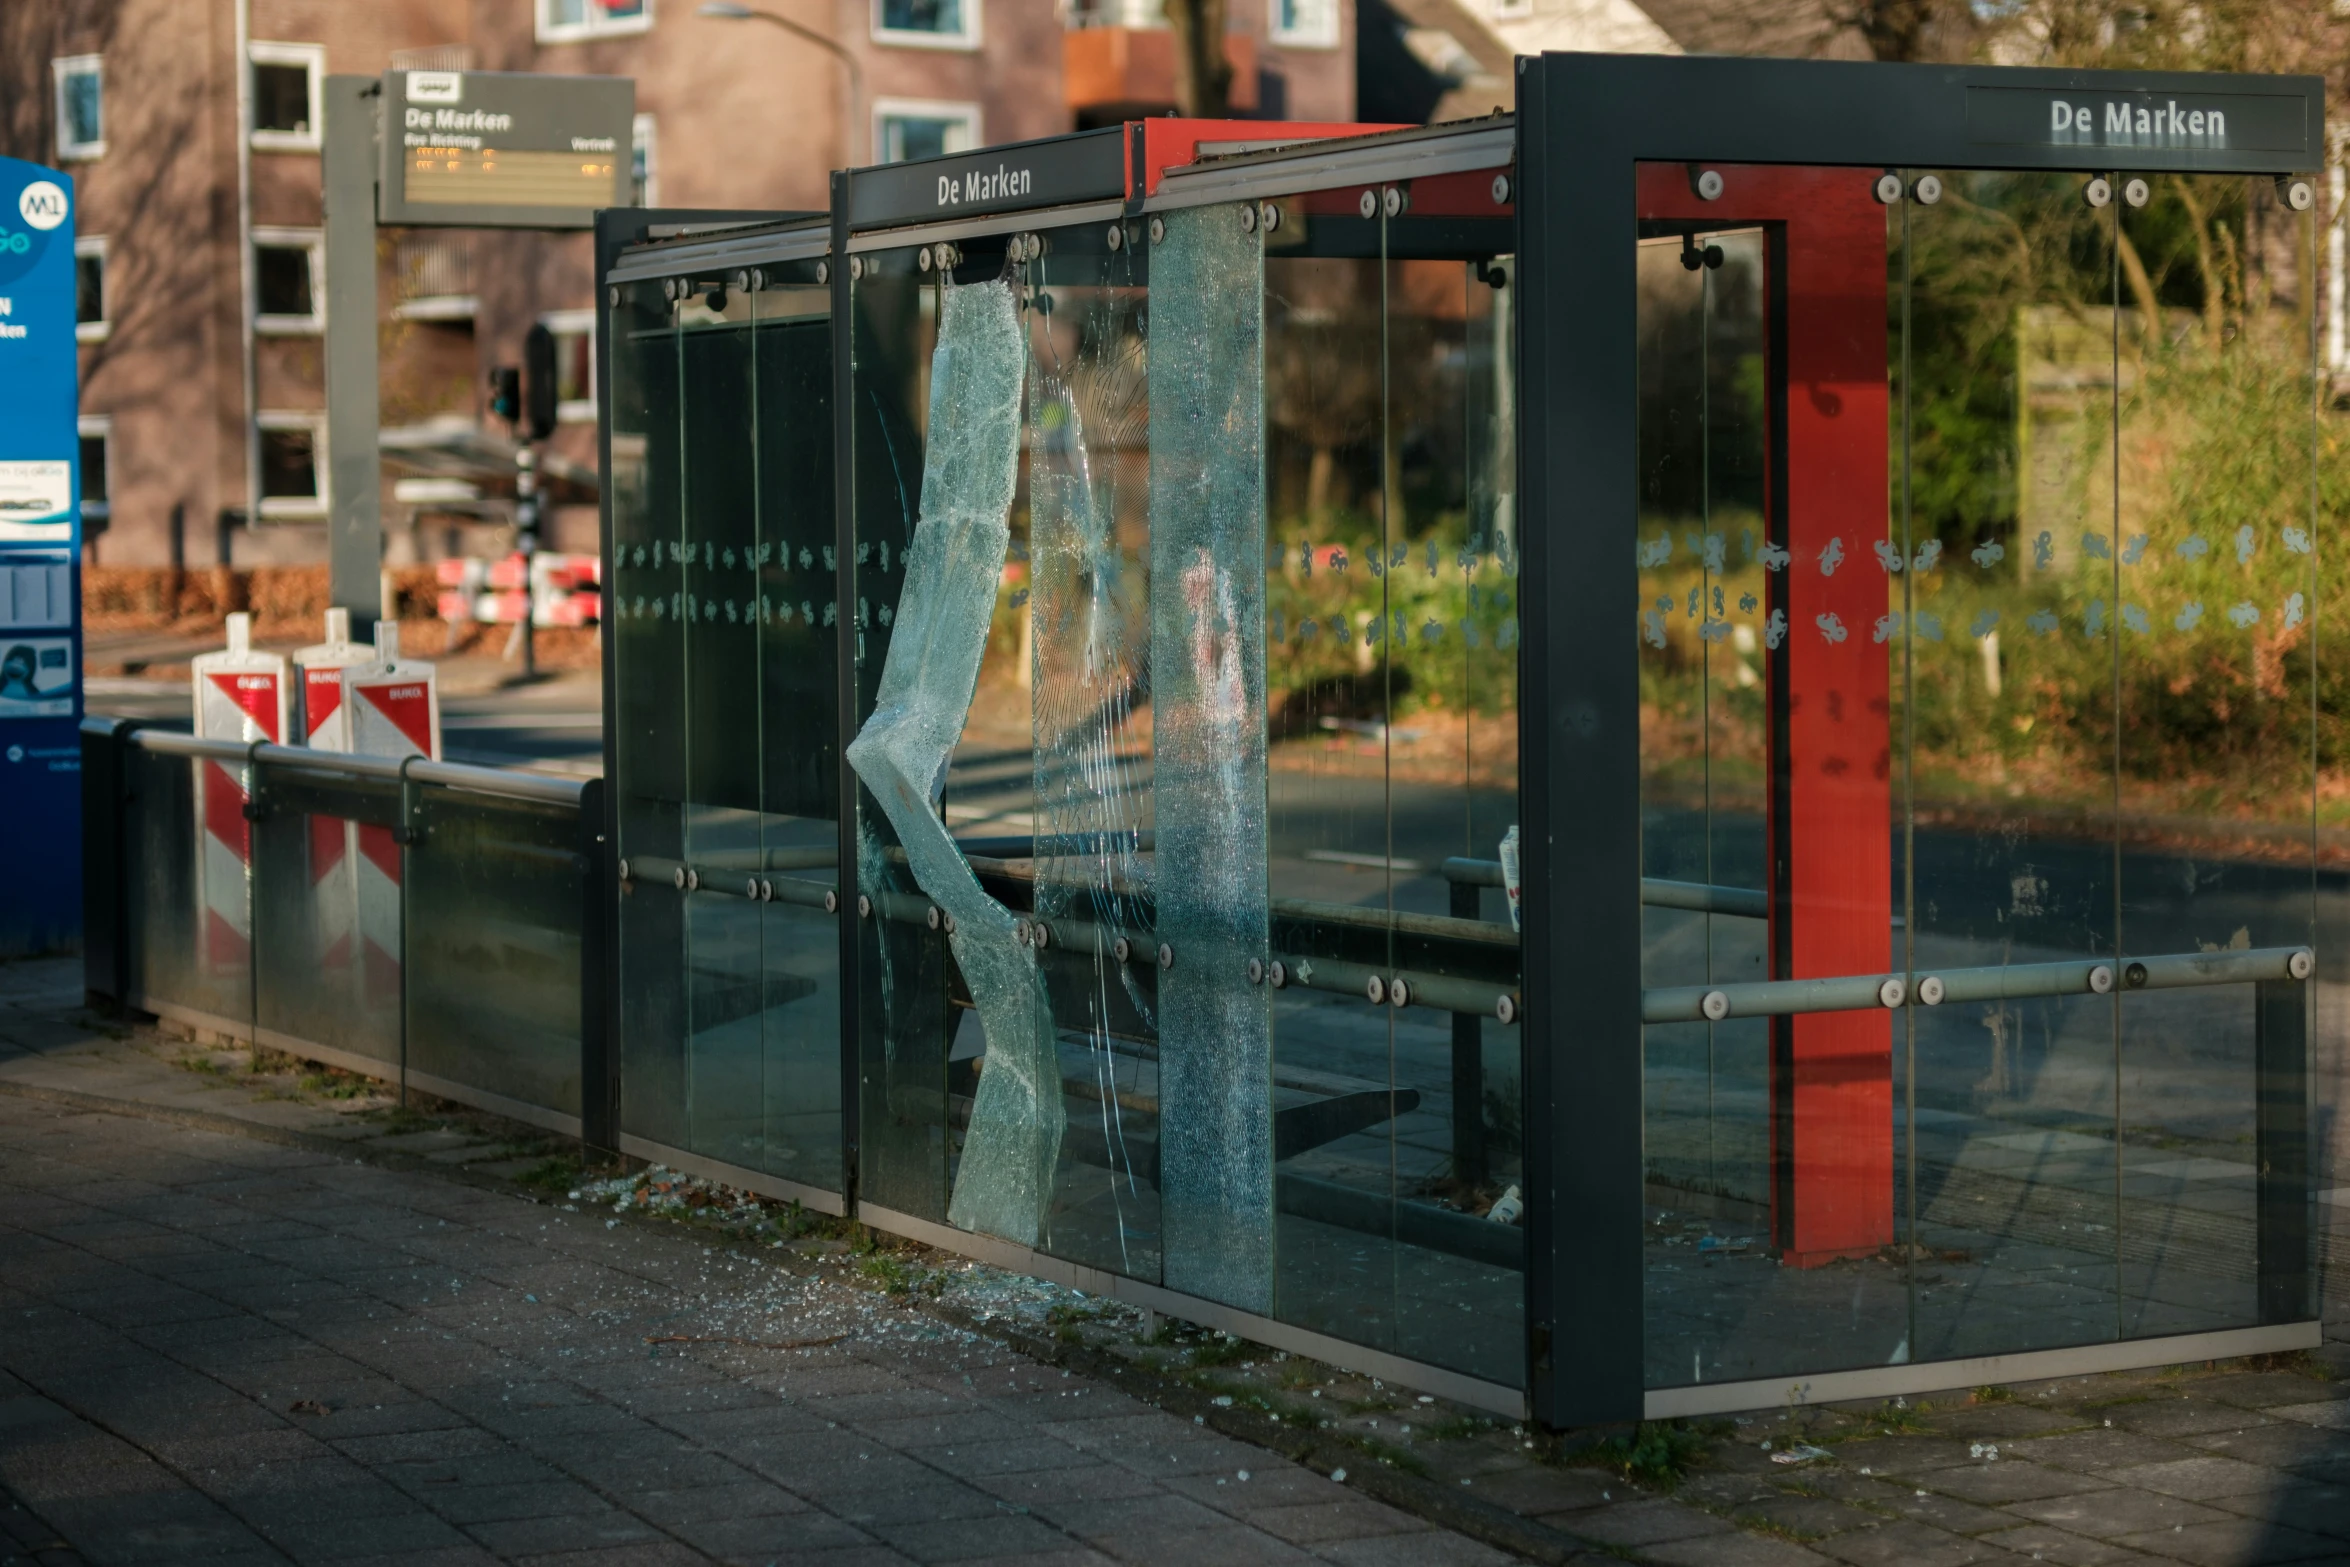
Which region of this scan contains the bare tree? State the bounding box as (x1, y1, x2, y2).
(1162, 0, 1232, 119)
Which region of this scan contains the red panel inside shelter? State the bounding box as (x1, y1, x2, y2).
(1638, 164, 1893, 1268)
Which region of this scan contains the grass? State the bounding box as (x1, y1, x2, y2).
(1332, 1432, 1431, 1478)
(1862, 1399, 1934, 1434)
(1970, 1385, 2015, 1404)
(515, 1156, 582, 1196)
(1186, 1335, 1252, 1369)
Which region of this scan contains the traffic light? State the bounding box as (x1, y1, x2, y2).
(523, 322, 559, 442)
(488, 365, 520, 426)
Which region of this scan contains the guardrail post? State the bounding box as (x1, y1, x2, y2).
(1448, 874, 1487, 1189)
(78, 717, 139, 1007)
(577, 776, 614, 1156)
(2256, 976, 2311, 1324)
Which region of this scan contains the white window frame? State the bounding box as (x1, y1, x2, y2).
(255, 411, 329, 521)
(52, 55, 105, 161)
(1269, 0, 1340, 48)
(541, 308, 598, 424)
(248, 41, 326, 152)
(73, 236, 108, 344)
(77, 415, 112, 523)
(631, 113, 659, 207)
(538, 0, 654, 44)
(872, 0, 982, 52)
(872, 98, 983, 164)
(252, 227, 325, 335)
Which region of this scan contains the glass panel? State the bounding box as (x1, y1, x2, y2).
(679, 283, 766, 1173)
(1025, 223, 1159, 1280)
(250, 765, 401, 1069)
(405, 787, 584, 1117)
(610, 279, 689, 1150)
(850, 242, 958, 1223)
(754, 264, 845, 1195)
(1638, 157, 2317, 1390)
(2110, 174, 2314, 1337)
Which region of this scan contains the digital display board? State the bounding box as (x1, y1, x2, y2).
(379, 70, 634, 229)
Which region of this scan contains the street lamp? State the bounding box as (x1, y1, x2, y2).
(697, 1, 866, 167)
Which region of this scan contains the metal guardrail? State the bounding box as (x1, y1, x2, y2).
(1642, 945, 2314, 1024)
(130, 728, 588, 807)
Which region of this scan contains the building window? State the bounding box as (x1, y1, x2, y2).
(53, 56, 104, 160)
(253, 229, 324, 334)
(874, 100, 981, 163)
(249, 42, 325, 152)
(631, 114, 658, 207)
(257, 414, 327, 520)
(1270, 0, 1339, 46)
(74, 237, 107, 344)
(542, 310, 598, 423)
(874, 0, 979, 49)
(540, 0, 652, 42)
(78, 417, 111, 525)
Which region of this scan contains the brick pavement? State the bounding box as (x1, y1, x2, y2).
(0, 1088, 1519, 1566)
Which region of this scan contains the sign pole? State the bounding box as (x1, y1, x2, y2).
(323, 75, 385, 644)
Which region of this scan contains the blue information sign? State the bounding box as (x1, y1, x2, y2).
(0, 158, 82, 956)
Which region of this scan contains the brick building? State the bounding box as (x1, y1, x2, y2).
(1, 0, 1357, 570)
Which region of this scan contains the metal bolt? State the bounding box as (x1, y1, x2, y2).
(2125, 961, 2149, 989)
(608, 285, 622, 307)
(1106, 223, 1123, 251)
(1247, 958, 1264, 985)
(2285, 179, 2315, 212)
(2089, 963, 2115, 994)
(1491, 173, 1510, 205)
(1692, 168, 1724, 201)
(1149, 217, 1165, 246)
(1912, 174, 1943, 205)
(942, 912, 957, 936)
(1874, 172, 1904, 205)
(673, 867, 687, 890)
(1268, 960, 1287, 989)
(1239, 203, 1256, 233)
(1015, 918, 1032, 946)
(1876, 976, 1905, 1009)
(1031, 920, 1051, 950)
(857, 893, 873, 919)
(1365, 974, 1386, 1005)
(617, 857, 631, 883)
(2123, 177, 2150, 208)
(849, 255, 865, 280)
(745, 878, 760, 899)
(2290, 949, 2315, 979)
(749, 268, 766, 291)
(1259, 202, 1280, 233)
(1382, 185, 1405, 218)
(927, 904, 941, 930)
(2084, 177, 2112, 209)
(1113, 935, 1132, 963)
(1388, 977, 1411, 1009)
(1358, 189, 1378, 220)
(1157, 943, 1174, 970)
(1495, 994, 1518, 1025)
(731, 270, 751, 293)
(816, 259, 831, 284)
(1700, 990, 1730, 1022)
(918, 246, 933, 272)
(686, 868, 700, 892)
(1917, 974, 1945, 1006)
(824, 889, 839, 914)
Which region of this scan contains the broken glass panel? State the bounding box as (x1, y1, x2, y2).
(1149, 203, 1274, 1312)
(845, 274, 1063, 1246)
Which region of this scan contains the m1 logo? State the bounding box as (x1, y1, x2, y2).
(16, 181, 66, 232)
(406, 71, 463, 105)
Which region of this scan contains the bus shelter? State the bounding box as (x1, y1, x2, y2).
(597, 55, 2327, 1427)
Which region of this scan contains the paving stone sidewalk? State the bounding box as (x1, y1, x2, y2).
(10, 955, 2350, 1566)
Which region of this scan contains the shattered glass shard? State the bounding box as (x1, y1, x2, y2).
(844, 276, 1062, 1247)
(1148, 204, 1273, 1312)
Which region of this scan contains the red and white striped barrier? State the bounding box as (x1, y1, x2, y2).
(335, 622, 440, 1012)
(189, 613, 288, 978)
(435, 553, 601, 628)
(292, 609, 370, 987)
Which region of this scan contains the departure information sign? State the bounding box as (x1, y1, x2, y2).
(378, 70, 634, 229)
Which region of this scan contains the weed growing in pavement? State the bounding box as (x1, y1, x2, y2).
(1865, 1399, 1934, 1434)
(1970, 1384, 2014, 1404)
(516, 1157, 582, 1195)
(1333, 1431, 1432, 1477)
(1582, 1421, 1708, 1485)
(2248, 1350, 2335, 1380)
(1420, 1415, 1494, 1443)
(1186, 1333, 1252, 1369)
